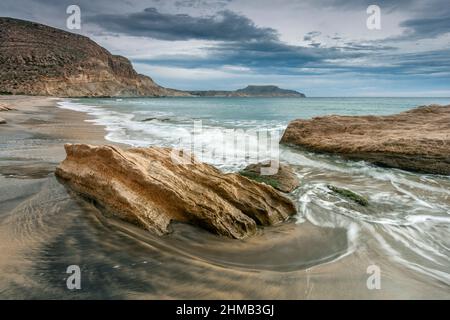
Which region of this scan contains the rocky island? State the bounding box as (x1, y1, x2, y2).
(0, 17, 188, 97)
(281, 105, 450, 175)
(189, 85, 305, 97)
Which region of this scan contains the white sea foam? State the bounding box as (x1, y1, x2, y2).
(58, 100, 281, 170)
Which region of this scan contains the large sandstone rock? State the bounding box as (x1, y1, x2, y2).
(55, 144, 296, 239)
(0, 18, 189, 97)
(0, 117, 6, 124)
(240, 161, 300, 193)
(280, 105, 450, 175)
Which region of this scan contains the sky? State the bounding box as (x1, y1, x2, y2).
(1, 0, 450, 96)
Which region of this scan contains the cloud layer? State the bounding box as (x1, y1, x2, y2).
(0, 0, 449, 95)
(87, 8, 278, 41)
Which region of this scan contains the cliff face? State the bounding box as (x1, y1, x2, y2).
(189, 85, 305, 97)
(0, 17, 187, 97)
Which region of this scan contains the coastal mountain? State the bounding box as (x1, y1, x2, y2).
(189, 85, 306, 97)
(0, 17, 187, 97)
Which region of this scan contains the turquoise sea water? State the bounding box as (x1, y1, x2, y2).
(63, 96, 450, 128)
(55, 97, 450, 296)
(59, 97, 450, 167)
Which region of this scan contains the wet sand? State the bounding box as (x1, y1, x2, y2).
(0, 95, 110, 297)
(0, 95, 110, 157)
(0, 96, 448, 299)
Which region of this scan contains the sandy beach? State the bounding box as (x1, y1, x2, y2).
(0, 95, 110, 159)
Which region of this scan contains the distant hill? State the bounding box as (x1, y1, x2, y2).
(0, 17, 187, 97)
(189, 85, 306, 97)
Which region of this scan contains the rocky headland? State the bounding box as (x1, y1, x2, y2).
(0, 17, 188, 97)
(281, 105, 450, 175)
(55, 144, 297, 239)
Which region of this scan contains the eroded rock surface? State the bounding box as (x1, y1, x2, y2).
(55, 144, 296, 239)
(281, 105, 450, 175)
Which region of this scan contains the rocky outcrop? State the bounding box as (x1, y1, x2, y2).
(0, 117, 6, 124)
(281, 105, 450, 175)
(0, 18, 189, 97)
(240, 161, 300, 193)
(55, 144, 296, 239)
(0, 103, 14, 111)
(327, 185, 369, 206)
(189, 85, 305, 97)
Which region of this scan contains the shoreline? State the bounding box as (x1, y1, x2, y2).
(0, 95, 114, 162)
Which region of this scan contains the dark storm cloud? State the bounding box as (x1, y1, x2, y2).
(0, 0, 154, 29)
(392, 48, 450, 73)
(338, 42, 396, 51)
(86, 7, 278, 41)
(215, 40, 394, 70)
(398, 15, 450, 40)
(174, 0, 232, 9)
(311, 0, 417, 11)
(134, 38, 380, 73)
(134, 38, 450, 79)
(309, 0, 450, 20)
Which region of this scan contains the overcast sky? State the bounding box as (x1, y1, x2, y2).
(2, 0, 450, 96)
